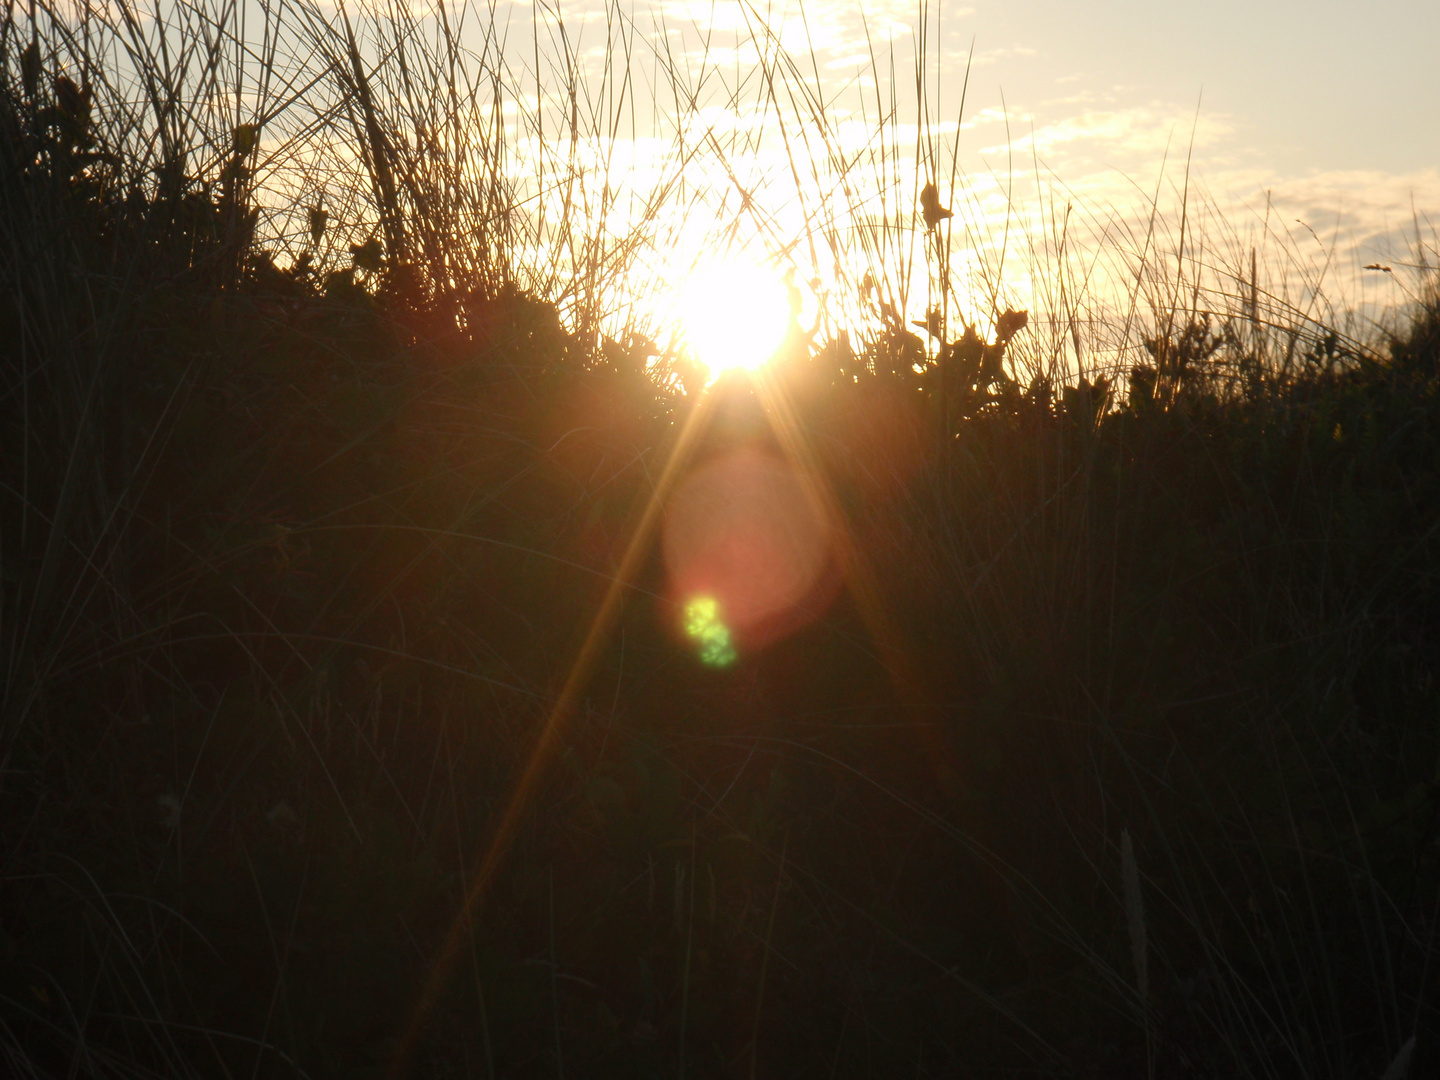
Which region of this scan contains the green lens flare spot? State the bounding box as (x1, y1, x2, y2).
(682, 596, 738, 668)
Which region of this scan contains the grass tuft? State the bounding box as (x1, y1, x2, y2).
(3, 1, 1438, 1077)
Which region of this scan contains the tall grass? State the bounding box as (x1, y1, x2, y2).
(3, 0, 1438, 1077)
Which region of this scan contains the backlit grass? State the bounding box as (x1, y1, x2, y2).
(2, 2, 1438, 1078)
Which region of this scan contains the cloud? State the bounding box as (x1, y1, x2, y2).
(969, 44, 1039, 67)
(979, 106, 1235, 160)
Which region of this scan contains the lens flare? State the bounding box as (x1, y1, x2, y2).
(663, 449, 834, 652)
(682, 595, 738, 667)
(679, 261, 790, 379)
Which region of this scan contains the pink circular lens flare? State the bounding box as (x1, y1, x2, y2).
(663, 450, 835, 652)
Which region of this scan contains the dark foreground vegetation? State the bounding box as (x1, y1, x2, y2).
(3, 5, 1439, 1078)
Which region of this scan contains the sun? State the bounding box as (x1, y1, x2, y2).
(678, 261, 791, 380)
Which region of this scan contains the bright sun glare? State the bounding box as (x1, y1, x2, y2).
(679, 262, 790, 380)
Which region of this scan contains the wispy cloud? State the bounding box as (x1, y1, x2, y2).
(980, 106, 1234, 160)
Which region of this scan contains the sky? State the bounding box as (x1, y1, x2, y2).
(90, 0, 1431, 357)
(926, 0, 1440, 253)
(909, 0, 1440, 331)
(948, 0, 1438, 175)
(489, 0, 1434, 360)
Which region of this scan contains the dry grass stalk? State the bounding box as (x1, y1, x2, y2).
(1122, 827, 1148, 1009)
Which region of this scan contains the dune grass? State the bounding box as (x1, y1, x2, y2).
(2, 0, 1438, 1077)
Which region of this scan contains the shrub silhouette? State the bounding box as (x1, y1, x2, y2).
(3, 8, 1439, 1080)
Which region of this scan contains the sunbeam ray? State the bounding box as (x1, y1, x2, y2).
(388, 388, 719, 1077)
(750, 366, 960, 781)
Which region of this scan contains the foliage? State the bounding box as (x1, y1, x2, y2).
(2, 3, 1439, 1079)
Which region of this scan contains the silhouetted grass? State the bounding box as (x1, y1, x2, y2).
(2, 2, 1438, 1078)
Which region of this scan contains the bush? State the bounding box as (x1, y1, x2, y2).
(3, 3, 1437, 1077)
